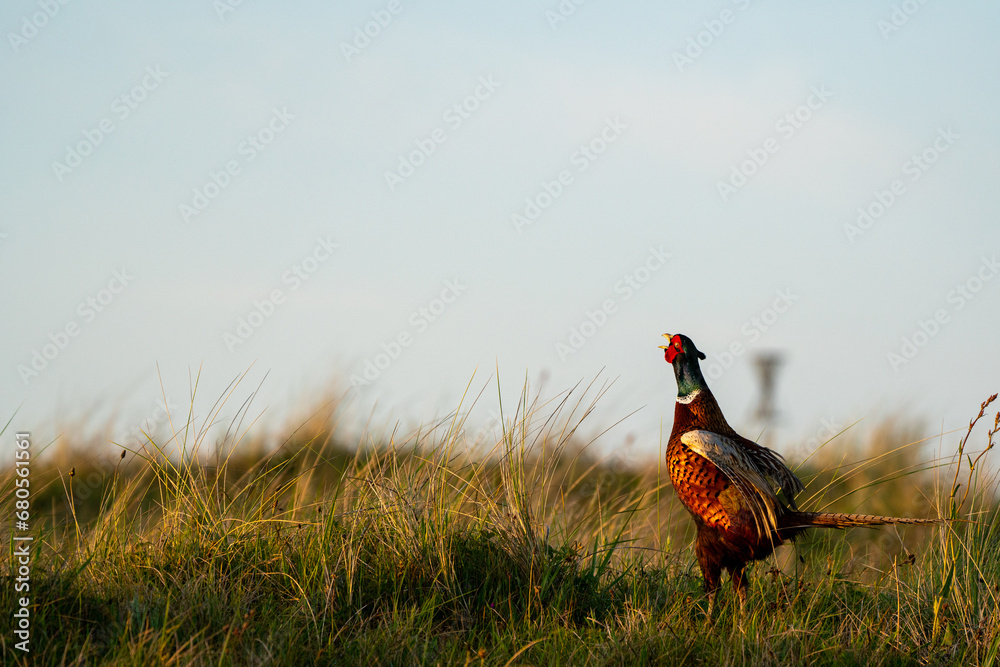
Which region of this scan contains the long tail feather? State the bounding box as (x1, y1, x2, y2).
(784, 512, 942, 529)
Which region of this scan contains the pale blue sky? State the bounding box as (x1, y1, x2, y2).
(2, 1, 999, 459)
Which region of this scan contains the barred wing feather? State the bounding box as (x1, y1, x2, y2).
(680, 429, 805, 532)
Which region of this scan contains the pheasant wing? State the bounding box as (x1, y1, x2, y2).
(680, 429, 804, 532)
(730, 433, 805, 507)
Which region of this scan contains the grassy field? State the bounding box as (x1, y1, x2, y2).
(2, 376, 999, 666)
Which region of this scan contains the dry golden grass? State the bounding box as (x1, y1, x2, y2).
(2, 374, 998, 666)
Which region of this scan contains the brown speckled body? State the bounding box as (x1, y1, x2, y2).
(667, 388, 801, 595)
(662, 333, 939, 599)
(667, 390, 737, 531)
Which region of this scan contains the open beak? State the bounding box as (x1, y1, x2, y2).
(658, 332, 672, 349)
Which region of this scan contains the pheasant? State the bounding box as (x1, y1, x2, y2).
(660, 333, 939, 600)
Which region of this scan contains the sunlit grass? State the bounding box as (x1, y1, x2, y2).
(1, 375, 997, 666)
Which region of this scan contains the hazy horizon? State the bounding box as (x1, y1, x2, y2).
(3, 1, 998, 461)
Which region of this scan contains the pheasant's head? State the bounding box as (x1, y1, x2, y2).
(659, 333, 709, 399)
(659, 333, 706, 365)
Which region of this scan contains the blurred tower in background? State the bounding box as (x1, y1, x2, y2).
(752, 351, 784, 447)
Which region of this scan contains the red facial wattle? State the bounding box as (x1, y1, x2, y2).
(665, 345, 679, 364)
(662, 334, 683, 364)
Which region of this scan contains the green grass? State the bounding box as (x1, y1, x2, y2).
(2, 376, 999, 666)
